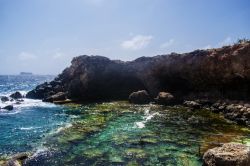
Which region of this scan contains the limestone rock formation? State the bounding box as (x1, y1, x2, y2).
(27, 41, 250, 103)
(203, 143, 250, 166)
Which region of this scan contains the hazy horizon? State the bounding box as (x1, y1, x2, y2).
(1, 0, 250, 75)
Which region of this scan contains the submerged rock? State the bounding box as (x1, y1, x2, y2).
(10, 92, 23, 99)
(125, 148, 146, 158)
(128, 90, 151, 104)
(183, 100, 201, 109)
(155, 92, 176, 105)
(203, 143, 250, 166)
(1, 96, 9, 102)
(6, 160, 21, 166)
(6, 152, 29, 166)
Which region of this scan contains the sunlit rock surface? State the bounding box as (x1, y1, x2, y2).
(203, 143, 250, 166)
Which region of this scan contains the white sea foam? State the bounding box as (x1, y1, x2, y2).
(54, 123, 73, 134)
(16, 98, 56, 108)
(30, 146, 51, 159)
(135, 121, 145, 128)
(20, 126, 41, 130)
(0, 92, 57, 115)
(134, 109, 160, 129)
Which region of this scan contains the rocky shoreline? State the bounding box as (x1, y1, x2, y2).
(8, 41, 250, 165)
(27, 41, 250, 102)
(183, 99, 250, 127)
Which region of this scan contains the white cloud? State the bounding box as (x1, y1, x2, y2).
(18, 52, 37, 60)
(121, 35, 153, 50)
(218, 37, 233, 46)
(160, 39, 175, 48)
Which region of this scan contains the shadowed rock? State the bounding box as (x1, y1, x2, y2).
(27, 41, 250, 102)
(128, 90, 151, 104)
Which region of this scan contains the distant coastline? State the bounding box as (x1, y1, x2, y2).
(20, 72, 33, 75)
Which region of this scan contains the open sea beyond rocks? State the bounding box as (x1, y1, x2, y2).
(0, 75, 250, 165)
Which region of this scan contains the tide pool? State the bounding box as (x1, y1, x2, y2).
(0, 76, 250, 165)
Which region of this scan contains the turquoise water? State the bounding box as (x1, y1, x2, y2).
(0, 75, 250, 166)
(24, 104, 250, 165)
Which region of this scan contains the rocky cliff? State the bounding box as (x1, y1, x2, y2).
(26, 41, 250, 102)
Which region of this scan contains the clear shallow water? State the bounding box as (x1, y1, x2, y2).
(0, 75, 250, 166)
(24, 103, 250, 166)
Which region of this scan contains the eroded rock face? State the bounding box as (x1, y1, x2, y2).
(128, 90, 151, 104)
(203, 143, 250, 166)
(27, 56, 146, 101)
(27, 42, 250, 102)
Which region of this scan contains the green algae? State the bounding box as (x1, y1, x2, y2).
(24, 102, 250, 165)
(125, 148, 147, 158)
(82, 148, 103, 158)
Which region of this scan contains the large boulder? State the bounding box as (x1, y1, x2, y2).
(203, 143, 250, 166)
(155, 92, 176, 105)
(43, 92, 66, 102)
(10, 92, 23, 99)
(129, 90, 151, 104)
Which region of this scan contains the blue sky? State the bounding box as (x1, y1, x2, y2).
(0, 0, 249, 74)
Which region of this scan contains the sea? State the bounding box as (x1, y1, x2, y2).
(0, 75, 249, 165)
(0, 75, 72, 155)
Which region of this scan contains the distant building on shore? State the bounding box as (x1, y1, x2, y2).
(20, 72, 33, 75)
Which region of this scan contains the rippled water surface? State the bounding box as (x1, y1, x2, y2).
(0, 75, 250, 166)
